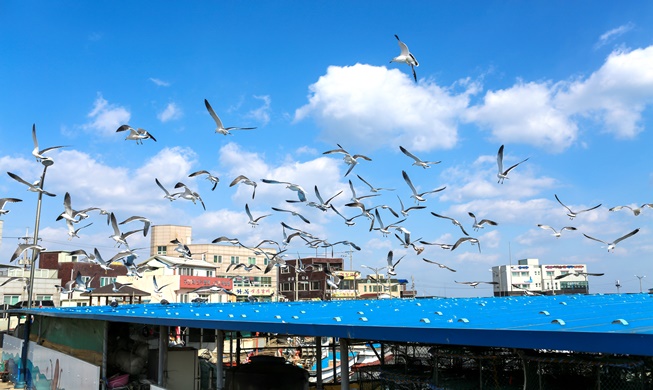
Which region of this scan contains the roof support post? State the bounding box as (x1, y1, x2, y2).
(339, 338, 349, 390)
(101, 321, 108, 390)
(158, 325, 167, 387)
(315, 336, 323, 390)
(215, 329, 225, 390)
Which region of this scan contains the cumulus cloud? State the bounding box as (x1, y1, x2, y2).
(555, 46, 653, 138)
(294, 64, 474, 152)
(157, 102, 183, 122)
(82, 94, 130, 136)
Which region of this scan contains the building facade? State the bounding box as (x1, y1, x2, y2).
(491, 258, 595, 296)
(278, 257, 345, 301)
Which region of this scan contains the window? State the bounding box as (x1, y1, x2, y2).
(546, 271, 554, 277)
(180, 294, 189, 303)
(248, 257, 256, 265)
(521, 272, 529, 277)
(100, 277, 117, 287)
(81, 276, 91, 284)
(179, 267, 192, 276)
(230, 256, 239, 264)
(260, 277, 271, 287)
(36, 295, 52, 301)
(157, 246, 167, 255)
(511, 272, 519, 277)
(281, 267, 290, 274)
(3, 295, 19, 305)
(214, 255, 222, 263)
(311, 281, 321, 290)
(363, 286, 367, 292)
(206, 270, 214, 277)
(312, 264, 323, 272)
(281, 283, 291, 292)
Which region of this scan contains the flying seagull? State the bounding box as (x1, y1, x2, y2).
(330, 204, 364, 226)
(451, 236, 481, 253)
(116, 125, 157, 144)
(402, 170, 446, 204)
(189, 170, 220, 191)
(609, 204, 653, 216)
(431, 212, 469, 236)
(0, 198, 22, 215)
(455, 281, 499, 288)
(66, 221, 92, 240)
(245, 203, 271, 227)
(555, 194, 601, 220)
(271, 207, 311, 224)
(305, 185, 342, 211)
(468, 212, 498, 231)
(174, 182, 206, 210)
(155, 178, 180, 201)
(10, 243, 46, 263)
(583, 228, 640, 252)
(422, 258, 457, 272)
(229, 175, 258, 199)
(7, 172, 56, 197)
(32, 124, 67, 164)
(399, 146, 440, 168)
(119, 215, 151, 236)
(537, 224, 577, 238)
(204, 98, 256, 135)
(496, 145, 529, 184)
(323, 144, 372, 177)
(386, 250, 405, 276)
(390, 34, 419, 82)
(261, 179, 308, 202)
(356, 174, 395, 193)
(152, 275, 171, 295)
(171, 238, 192, 259)
(555, 272, 604, 280)
(109, 212, 143, 248)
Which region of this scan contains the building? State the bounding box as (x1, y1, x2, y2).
(149, 225, 278, 301)
(0, 265, 61, 307)
(39, 250, 129, 306)
(278, 257, 344, 301)
(491, 258, 598, 296)
(357, 273, 410, 299)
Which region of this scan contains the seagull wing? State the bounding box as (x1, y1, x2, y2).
(402, 170, 418, 195)
(497, 145, 504, 175)
(204, 99, 224, 129)
(554, 194, 574, 214)
(582, 234, 607, 245)
(613, 228, 640, 245)
(399, 146, 421, 163)
(395, 34, 409, 56)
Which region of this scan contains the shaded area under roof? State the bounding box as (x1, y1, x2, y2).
(16, 294, 653, 356)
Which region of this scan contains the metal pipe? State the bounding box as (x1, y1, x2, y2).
(339, 338, 349, 390)
(315, 336, 323, 390)
(158, 325, 167, 387)
(215, 330, 224, 390)
(101, 321, 108, 390)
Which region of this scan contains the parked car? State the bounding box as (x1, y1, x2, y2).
(10, 300, 55, 309)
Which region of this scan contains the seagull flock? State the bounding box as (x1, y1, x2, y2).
(0, 35, 648, 299)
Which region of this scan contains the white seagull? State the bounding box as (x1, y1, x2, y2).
(356, 174, 395, 193)
(7, 172, 56, 197)
(431, 212, 469, 236)
(229, 175, 258, 199)
(119, 215, 151, 236)
(323, 144, 372, 177)
(537, 224, 577, 238)
(386, 250, 405, 276)
(271, 207, 311, 224)
(390, 34, 419, 82)
(609, 204, 653, 216)
(397, 196, 425, 217)
(109, 212, 143, 248)
(422, 258, 457, 272)
(66, 220, 92, 240)
(555, 194, 601, 220)
(171, 238, 192, 259)
(496, 145, 529, 184)
(261, 179, 308, 202)
(152, 275, 171, 295)
(402, 170, 446, 204)
(455, 281, 498, 288)
(245, 203, 271, 227)
(0, 198, 22, 215)
(468, 212, 498, 231)
(204, 98, 256, 135)
(116, 125, 157, 144)
(583, 228, 640, 252)
(330, 205, 364, 226)
(155, 178, 180, 201)
(174, 182, 206, 210)
(10, 243, 46, 263)
(399, 146, 440, 168)
(32, 124, 67, 163)
(189, 170, 220, 191)
(451, 236, 481, 253)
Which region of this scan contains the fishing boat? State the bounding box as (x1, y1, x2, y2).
(351, 343, 394, 369)
(307, 349, 358, 383)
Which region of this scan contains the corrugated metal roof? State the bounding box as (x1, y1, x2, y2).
(18, 293, 653, 356)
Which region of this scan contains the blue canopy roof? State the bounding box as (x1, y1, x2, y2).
(18, 293, 653, 356)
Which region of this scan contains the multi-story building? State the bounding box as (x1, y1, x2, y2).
(39, 250, 129, 306)
(357, 273, 410, 299)
(277, 257, 344, 301)
(149, 225, 278, 301)
(491, 258, 597, 296)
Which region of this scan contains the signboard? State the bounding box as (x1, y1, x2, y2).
(331, 290, 357, 298)
(234, 287, 274, 296)
(335, 271, 360, 280)
(180, 276, 232, 289)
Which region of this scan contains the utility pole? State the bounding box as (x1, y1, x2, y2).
(635, 275, 646, 293)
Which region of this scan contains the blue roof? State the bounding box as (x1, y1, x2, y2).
(18, 294, 653, 356)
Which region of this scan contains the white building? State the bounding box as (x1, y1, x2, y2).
(491, 258, 598, 296)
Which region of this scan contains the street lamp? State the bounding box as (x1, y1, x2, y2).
(361, 264, 386, 299)
(635, 275, 646, 293)
(18, 158, 53, 389)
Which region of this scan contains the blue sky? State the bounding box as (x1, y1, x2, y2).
(1, 2, 653, 297)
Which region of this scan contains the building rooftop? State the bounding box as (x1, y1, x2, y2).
(16, 293, 653, 356)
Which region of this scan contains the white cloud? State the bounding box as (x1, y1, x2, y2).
(465, 81, 578, 152)
(247, 95, 271, 126)
(158, 102, 183, 123)
(555, 46, 653, 138)
(595, 23, 634, 49)
(149, 78, 171, 87)
(294, 64, 474, 152)
(82, 94, 130, 136)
